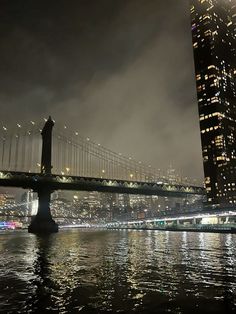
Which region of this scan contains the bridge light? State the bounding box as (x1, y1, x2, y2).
(66, 167, 70, 173)
(37, 163, 41, 167)
(30, 121, 35, 125)
(75, 132, 79, 136)
(3, 126, 7, 131)
(61, 171, 65, 175)
(130, 174, 134, 179)
(102, 169, 105, 173)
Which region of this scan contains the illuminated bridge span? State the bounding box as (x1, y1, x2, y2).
(0, 117, 205, 233)
(1, 119, 164, 182)
(0, 118, 200, 184)
(0, 171, 204, 197)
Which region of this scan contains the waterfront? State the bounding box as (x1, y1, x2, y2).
(0, 229, 236, 313)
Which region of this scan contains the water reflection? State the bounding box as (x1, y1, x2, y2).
(0, 229, 236, 313)
(28, 235, 57, 313)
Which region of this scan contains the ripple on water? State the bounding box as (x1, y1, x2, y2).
(0, 229, 236, 313)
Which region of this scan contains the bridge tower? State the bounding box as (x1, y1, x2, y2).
(28, 116, 58, 234)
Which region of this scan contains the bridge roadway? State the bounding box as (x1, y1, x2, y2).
(0, 170, 205, 197)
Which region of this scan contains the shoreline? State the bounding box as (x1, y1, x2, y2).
(107, 226, 236, 234)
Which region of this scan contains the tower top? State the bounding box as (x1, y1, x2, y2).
(47, 115, 54, 124)
(42, 116, 54, 132)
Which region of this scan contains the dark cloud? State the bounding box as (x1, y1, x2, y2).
(0, 0, 204, 181)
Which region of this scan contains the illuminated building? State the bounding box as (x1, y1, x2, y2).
(191, 0, 236, 206)
(0, 193, 6, 207)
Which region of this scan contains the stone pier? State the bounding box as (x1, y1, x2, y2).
(28, 116, 58, 234)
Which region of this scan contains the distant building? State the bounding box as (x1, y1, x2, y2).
(190, 0, 236, 207)
(0, 193, 17, 216)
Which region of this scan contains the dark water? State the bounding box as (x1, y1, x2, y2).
(0, 229, 236, 313)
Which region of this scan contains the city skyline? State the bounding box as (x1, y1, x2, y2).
(0, 0, 204, 181)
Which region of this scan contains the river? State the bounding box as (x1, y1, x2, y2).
(0, 229, 236, 313)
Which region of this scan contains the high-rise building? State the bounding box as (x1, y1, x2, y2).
(190, 0, 236, 207)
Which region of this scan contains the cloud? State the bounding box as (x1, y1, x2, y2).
(0, 0, 204, 181)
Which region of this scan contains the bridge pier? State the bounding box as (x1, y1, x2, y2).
(28, 116, 58, 234)
(28, 188, 58, 234)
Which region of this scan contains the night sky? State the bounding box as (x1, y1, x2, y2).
(0, 0, 204, 181)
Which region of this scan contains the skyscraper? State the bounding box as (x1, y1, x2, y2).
(190, 0, 236, 207)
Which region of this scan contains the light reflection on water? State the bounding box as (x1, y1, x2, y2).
(0, 229, 236, 313)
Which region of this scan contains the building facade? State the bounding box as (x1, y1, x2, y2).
(191, 0, 236, 207)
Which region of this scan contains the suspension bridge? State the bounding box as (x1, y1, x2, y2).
(0, 117, 205, 233)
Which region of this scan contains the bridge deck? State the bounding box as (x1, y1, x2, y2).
(0, 171, 205, 197)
